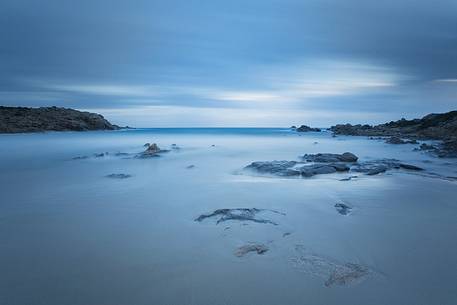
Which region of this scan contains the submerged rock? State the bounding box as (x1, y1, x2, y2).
(234, 244, 269, 257)
(195, 208, 282, 225)
(334, 203, 352, 215)
(302, 152, 358, 163)
(105, 173, 132, 179)
(325, 263, 370, 287)
(186, 165, 195, 169)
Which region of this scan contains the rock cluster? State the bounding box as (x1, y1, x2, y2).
(0, 106, 120, 133)
(245, 152, 424, 178)
(329, 111, 457, 157)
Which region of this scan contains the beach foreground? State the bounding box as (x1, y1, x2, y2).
(1, 128, 456, 305)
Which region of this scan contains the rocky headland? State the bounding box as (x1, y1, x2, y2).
(329, 110, 457, 157)
(0, 106, 120, 133)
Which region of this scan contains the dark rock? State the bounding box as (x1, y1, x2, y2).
(298, 164, 337, 177)
(296, 125, 321, 132)
(302, 152, 358, 163)
(0, 106, 120, 133)
(195, 208, 282, 225)
(283, 232, 292, 237)
(234, 244, 269, 257)
(366, 166, 388, 175)
(186, 165, 195, 169)
(245, 161, 298, 176)
(105, 173, 132, 179)
(330, 111, 457, 145)
(334, 203, 352, 215)
(137, 143, 169, 158)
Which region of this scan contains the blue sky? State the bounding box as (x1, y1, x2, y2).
(1, 0, 456, 126)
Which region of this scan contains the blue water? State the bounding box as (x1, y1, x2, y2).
(1, 129, 456, 305)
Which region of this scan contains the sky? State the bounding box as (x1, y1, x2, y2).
(0, 0, 456, 127)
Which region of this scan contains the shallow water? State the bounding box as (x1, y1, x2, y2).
(1, 128, 456, 305)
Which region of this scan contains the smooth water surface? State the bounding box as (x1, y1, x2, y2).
(1, 128, 456, 305)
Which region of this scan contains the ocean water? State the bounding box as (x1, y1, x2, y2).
(1, 128, 456, 305)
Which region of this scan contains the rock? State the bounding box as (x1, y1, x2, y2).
(334, 203, 352, 215)
(137, 143, 169, 158)
(351, 159, 424, 176)
(0, 106, 120, 133)
(171, 144, 180, 150)
(245, 161, 298, 176)
(234, 244, 269, 257)
(195, 208, 282, 225)
(298, 164, 337, 177)
(283, 232, 292, 237)
(246, 161, 350, 178)
(296, 125, 321, 132)
(105, 173, 132, 179)
(302, 152, 358, 163)
(420, 143, 436, 151)
(291, 125, 297, 129)
(186, 165, 195, 169)
(143, 143, 150, 147)
(386, 136, 407, 144)
(366, 165, 388, 175)
(330, 111, 457, 143)
(437, 139, 457, 158)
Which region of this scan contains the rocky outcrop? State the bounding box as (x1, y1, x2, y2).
(137, 143, 170, 158)
(330, 111, 457, 157)
(330, 111, 457, 140)
(245, 153, 424, 178)
(0, 106, 120, 133)
(295, 125, 321, 132)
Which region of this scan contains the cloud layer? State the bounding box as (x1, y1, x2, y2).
(0, 0, 456, 126)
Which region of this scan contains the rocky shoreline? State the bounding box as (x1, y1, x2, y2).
(328, 110, 457, 158)
(0, 106, 120, 133)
